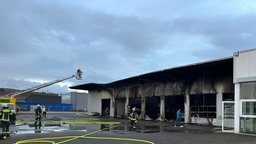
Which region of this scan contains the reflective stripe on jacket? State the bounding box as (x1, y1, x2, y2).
(1, 109, 11, 122)
(129, 112, 138, 121)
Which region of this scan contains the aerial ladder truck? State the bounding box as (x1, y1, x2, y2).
(0, 69, 83, 124)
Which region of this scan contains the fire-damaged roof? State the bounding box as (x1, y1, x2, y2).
(70, 57, 233, 91)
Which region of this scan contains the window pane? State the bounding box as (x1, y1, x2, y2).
(240, 117, 256, 134)
(240, 82, 256, 99)
(242, 102, 256, 115)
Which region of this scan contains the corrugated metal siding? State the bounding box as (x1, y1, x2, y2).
(70, 92, 88, 111)
(26, 95, 61, 104)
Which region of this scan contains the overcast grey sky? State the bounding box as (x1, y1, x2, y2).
(0, 0, 256, 94)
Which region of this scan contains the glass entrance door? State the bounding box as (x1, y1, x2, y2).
(222, 101, 234, 132)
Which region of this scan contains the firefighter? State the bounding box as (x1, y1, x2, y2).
(0, 104, 12, 140)
(126, 106, 131, 119)
(34, 104, 42, 129)
(129, 107, 138, 129)
(42, 106, 46, 117)
(104, 107, 109, 117)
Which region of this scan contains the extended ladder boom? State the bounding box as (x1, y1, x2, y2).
(2, 69, 82, 98)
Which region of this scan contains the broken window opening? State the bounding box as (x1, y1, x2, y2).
(165, 95, 184, 120)
(146, 96, 160, 120)
(190, 94, 216, 118)
(129, 97, 141, 116)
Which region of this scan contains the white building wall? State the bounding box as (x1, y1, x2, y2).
(234, 49, 256, 83)
(233, 48, 256, 134)
(87, 91, 112, 116)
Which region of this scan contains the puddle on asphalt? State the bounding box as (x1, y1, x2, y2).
(110, 125, 161, 134)
(66, 124, 88, 130)
(13, 123, 87, 135)
(13, 123, 162, 135)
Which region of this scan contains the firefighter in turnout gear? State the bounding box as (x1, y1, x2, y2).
(129, 107, 138, 129)
(0, 104, 12, 140)
(126, 106, 131, 119)
(42, 107, 47, 117)
(34, 104, 42, 129)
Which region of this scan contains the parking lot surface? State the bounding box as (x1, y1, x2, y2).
(1, 111, 256, 144)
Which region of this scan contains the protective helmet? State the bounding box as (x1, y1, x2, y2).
(37, 104, 40, 107)
(2, 103, 8, 108)
(132, 107, 136, 111)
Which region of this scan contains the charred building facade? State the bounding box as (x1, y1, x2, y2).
(71, 48, 256, 135)
(71, 57, 233, 126)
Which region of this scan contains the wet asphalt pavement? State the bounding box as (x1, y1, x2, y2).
(1, 111, 256, 144)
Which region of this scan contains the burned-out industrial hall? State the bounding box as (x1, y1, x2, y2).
(71, 48, 256, 135)
(71, 57, 234, 127)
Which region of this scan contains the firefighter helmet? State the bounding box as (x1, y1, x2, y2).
(2, 103, 8, 108)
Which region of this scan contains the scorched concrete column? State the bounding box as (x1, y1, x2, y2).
(216, 90, 223, 126)
(125, 96, 129, 117)
(111, 90, 116, 117)
(141, 95, 145, 120)
(159, 95, 165, 121)
(184, 89, 190, 123)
